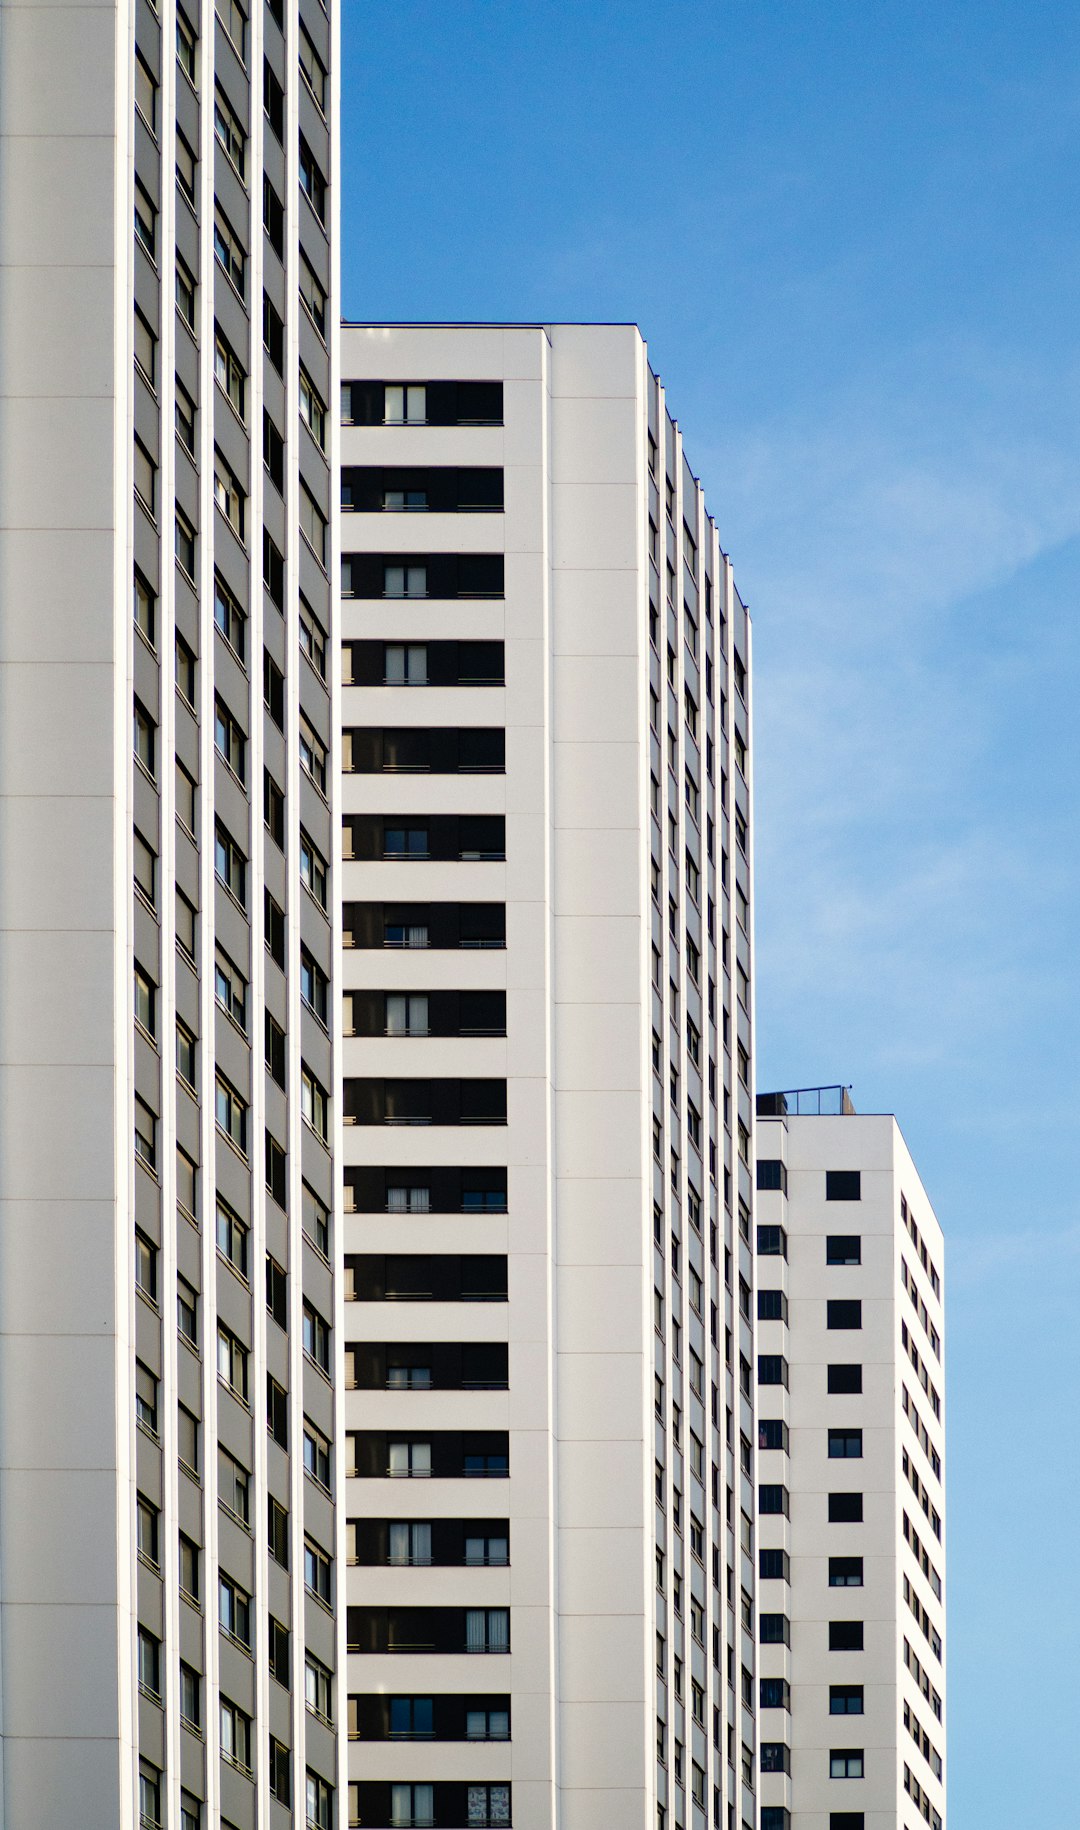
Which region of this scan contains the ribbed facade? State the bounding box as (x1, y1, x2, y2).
(0, 0, 343, 1821)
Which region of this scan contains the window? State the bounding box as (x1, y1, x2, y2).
(139, 1764, 161, 1828)
(760, 1743, 790, 1775)
(759, 1547, 790, 1582)
(761, 1813, 791, 1830)
(383, 561, 427, 598)
(299, 719, 327, 792)
(176, 1020, 197, 1088)
(178, 1533, 200, 1601)
(304, 1537, 332, 1605)
(175, 130, 197, 205)
(214, 87, 246, 177)
(177, 1276, 198, 1344)
(179, 1663, 201, 1730)
(300, 482, 327, 563)
(269, 1737, 291, 1807)
(214, 449, 246, 540)
(216, 1198, 248, 1277)
(758, 1355, 788, 1388)
(466, 1607, 510, 1653)
(828, 1362, 863, 1394)
(759, 1418, 789, 1452)
(829, 1556, 864, 1587)
(266, 1131, 287, 1205)
(758, 1484, 789, 1516)
(828, 1300, 862, 1330)
(827, 1234, 861, 1264)
(306, 1771, 334, 1830)
(137, 1494, 159, 1568)
(299, 136, 326, 219)
(301, 1066, 328, 1141)
(214, 949, 247, 1028)
(177, 1404, 199, 1475)
(135, 1360, 158, 1434)
(138, 1626, 161, 1700)
(175, 257, 196, 327)
(214, 207, 246, 295)
(826, 1170, 862, 1201)
(215, 1074, 247, 1153)
(757, 1288, 787, 1322)
(300, 368, 326, 447)
(301, 950, 329, 1022)
(830, 1683, 865, 1715)
(220, 1696, 251, 1775)
(300, 831, 328, 907)
(305, 1654, 333, 1724)
(133, 573, 156, 651)
(216, 0, 246, 60)
(264, 56, 284, 137)
(759, 1613, 790, 1645)
(217, 1323, 249, 1402)
(269, 1494, 289, 1567)
(218, 1446, 249, 1526)
(266, 1253, 287, 1327)
(303, 1184, 331, 1257)
(219, 1573, 252, 1648)
(176, 9, 197, 82)
(265, 1011, 286, 1087)
(134, 307, 157, 388)
(214, 822, 246, 903)
(134, 964, 156, 1039)
(134, 179, 156, 258)
(300, 251, 327, 335)
(304, 1419, 332, 1490)
(829, 1429, 863, 1459)
(303, 1301, 330, 1372)
(756, 1224, 787, 1257)
(268, 1376, 289, 1447)
(214, 328, 246, 420)
(298, 21, 327, 107)
(828, 1491, 864, 1523)
(175, 506, 196, 577)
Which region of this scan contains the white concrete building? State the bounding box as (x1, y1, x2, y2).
(0, 0, 343, 1823)
(754, 1090, 946, 1830)
(339, 323, 759, 1830)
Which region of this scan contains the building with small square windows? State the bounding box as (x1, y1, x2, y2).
(755, 1089, 946, 1830)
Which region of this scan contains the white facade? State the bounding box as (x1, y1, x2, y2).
(339, 323, 759, 1830)
(754, 1096, 946, 1830)
(0, 0, 343, 1823)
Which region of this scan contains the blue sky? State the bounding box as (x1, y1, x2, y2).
(340, 3, 1080, 1816)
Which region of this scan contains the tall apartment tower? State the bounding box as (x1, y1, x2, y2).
(0, 0, 342, 1824)
(754, 1091, 946, 1830)
(338, 322, 759, 1830)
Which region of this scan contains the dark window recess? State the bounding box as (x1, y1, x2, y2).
(757, 1355, 788, 1388)
(829, 1684, 865, 1715)
(348, 1341, 508, 1392)
(829, 1557, 864, 1587)
(761, 1744, 790, 1775)
(263, 649, 285, 726)
(265, 1011, 286, 1086)
(350, 989, 506, 1039)
(346, 1166, 508, 1215)
(264, 411, 285, 492)
(344, 901, 506, 952)
(346, 1255, 507, 1303)
(827, 1300, 862, 1331)
(267, 1375, 288, 1447)
(829, 1815, 865, 1830)
(345, 815, 506, 864)
(758, 1485, 789, 1516)
(344, 1079, 507, 1127)
(758, 1548, 790, 1582)
(758, 1419, 788, 1452)
(349, 1782, 512, 1825)
(265, 890, 286, 967)
(268, 1494, 289, 1567)
(756, 1225, 787, 1258)
(264, 772, 285, 848)
(263, 530, 285, 608)
(756, 1158, 787, 1193)
(345, 640, 504, 688)
(263, 293, 285, 374)
(343, 467, 504, 513)
(268, 1615, 290, 1686)
(828, 1429, 863, 1459)
(828, 1363, 863, 1394)
(759, 1677, 790, 1711)
(348, 1433, 509, 1482)
(826, 1170, 862, 1201)
(263, 175, 285, 257)
(264, 59, 285, 139)
(266, 1254, 288, 1328)
(757, 1289, 787, 1322)
(827, 1235, 861, 1265)
(828, 1492, 864, 1524)
(759, 1613, 790, 1646)
(346, 727, 505, 775)
(344, 380, 504, 427)
(350, 1690, 511, 1740)
(343, 552, 504, 600)
(828, 1620, 865, 1652)
(265, 1132, 287, 1207)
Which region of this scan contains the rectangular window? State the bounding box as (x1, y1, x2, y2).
(214, 327, 246, 419)
(219, 1446, 250, 1524)
(215, 1073, 247, 1153)
(176, 1021, 197, 1088)
(214, 449, 246, 540)
(828, 1492, 864, 1523)
(300, 251, 327, 336)
(826, 1170, 862, 1201)
(300, 831, 328, 907)
(219, 1573, 252, 1647)
(134, 180, 156, 258)
(216, 1198, 248, 1278)
(175, 257, 196, 326)
(828, 1429, 864, 1459)
(756, 1224, 787, 1258)
(827, 1234, 861, 1264)
(827, 1300, 862, 1330)
(213, 86, 246, 177)
(828, 1362, 863, 1394)
(299, 135, 326, 220)
(214, 822, 247, 903)
(303, 1419, 332, 1490)
(216, 0, 247, 61)
(134, 307, 156, 386)
(214, 572, 246, 658)
(830, 1684, 865, 1715)
(134, 570, 156, 646)
(298, 22, 327, 108)
(175, 130, 197, 204)
(133, 439, 156, 517)
(829, 1556, 864, 1587)
(175, 507, 196, 578)
(214, 948, 247, 1028)
(213, 207, 246, 295)
(217, 1323, 249, 1402)
(220, 1696, 251, 1775)
(300, 482, 327, 563)
(176, 10, 197, 82)
(828, 1620, 865, 1651)
(304, 1537, 332, 1604)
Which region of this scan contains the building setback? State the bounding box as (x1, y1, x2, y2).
(338, 323, 759, 1830)
(754, 1090, 946, 1830)
(0, 0, 343, 1823)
